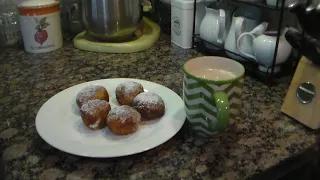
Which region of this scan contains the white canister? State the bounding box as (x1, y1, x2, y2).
(18, 0, 63, 53)
(171, 0, 211, 49)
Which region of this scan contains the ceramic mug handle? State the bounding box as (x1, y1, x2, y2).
(236, 32, 256, 60)
(217, 9, 226, 46)
(211, 91, 229, 131)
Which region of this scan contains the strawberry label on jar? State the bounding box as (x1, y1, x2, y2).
(35, 17, 49, 45)
(20, 11, 63, 53)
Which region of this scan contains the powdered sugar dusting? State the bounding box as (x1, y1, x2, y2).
(81, 99, 109, 116)
(107, 105, 141, 124)
(76, 85, 105, 104)
(132, 92, 164, 106)
(116, 81, 143, 94)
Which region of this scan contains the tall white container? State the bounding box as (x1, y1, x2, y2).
(18, 0, 63, 53)
(171, 0, 212, 49)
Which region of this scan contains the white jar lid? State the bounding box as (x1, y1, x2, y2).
(18, 0, 59, 8)
(171, 0, 211, 10)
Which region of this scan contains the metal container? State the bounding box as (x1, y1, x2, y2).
(60, 0, 84, 39)
(81, 0, 143, 42)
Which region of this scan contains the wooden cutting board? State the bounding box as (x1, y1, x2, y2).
(281, 56, 320, 129)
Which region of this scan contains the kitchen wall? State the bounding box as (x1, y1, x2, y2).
(12, 0, 26, 4)
(12, 0, 60, 5)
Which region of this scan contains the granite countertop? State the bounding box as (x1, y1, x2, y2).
(0, 34, 318, 180)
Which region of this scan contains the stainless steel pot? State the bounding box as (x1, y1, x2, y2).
(81, 0, 143, 42)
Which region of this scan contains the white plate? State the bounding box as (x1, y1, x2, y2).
(36, 78, 186, 158)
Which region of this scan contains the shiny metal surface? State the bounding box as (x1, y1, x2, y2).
(316, 0, 320, 12)
(82, 0, 143, 42)
(288, 0, 305, 10)
(60, 0, 84, 37)
(296, 82, 316, 104)
(306, 0, 318, 13)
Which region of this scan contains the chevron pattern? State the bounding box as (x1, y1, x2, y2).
(183, 74, 243, 136)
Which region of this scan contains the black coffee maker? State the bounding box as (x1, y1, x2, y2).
(285, 1, 320, 65)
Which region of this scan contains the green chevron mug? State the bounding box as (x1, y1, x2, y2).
(183, 56, 245, 137)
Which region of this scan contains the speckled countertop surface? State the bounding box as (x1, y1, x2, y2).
(0, 34, 318, 180)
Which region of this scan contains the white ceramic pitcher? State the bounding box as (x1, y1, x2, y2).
(199, 3, 234, 49)
(199, 7, 226, 49)
(235, 22, 269, 59)
(236, 28, 292, 73)
(224, 6, 261, 61)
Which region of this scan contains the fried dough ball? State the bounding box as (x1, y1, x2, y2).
(116, 81, 144, 105)
(76, 85, 109, 108)
(131, 92, 165, 120)
(107, 105, 141, 135)
(80, 100, 111, 130)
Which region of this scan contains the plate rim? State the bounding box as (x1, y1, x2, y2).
(35, 78, 186, 158)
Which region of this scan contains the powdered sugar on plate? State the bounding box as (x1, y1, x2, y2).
(81, 99, 110, 116)
(76, 85, 105, 104)
(116, 81, 143, 94)
(107, 105, 141, 124)
(132, 92, 164, 106)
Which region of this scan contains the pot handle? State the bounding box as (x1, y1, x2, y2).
(284, 30, 304, 51)
(236, 32, 256, 60)
(285, 30, 320, 65)
(217, 9, 226, 46)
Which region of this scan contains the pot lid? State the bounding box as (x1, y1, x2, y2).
(18, 0, 59, 8)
